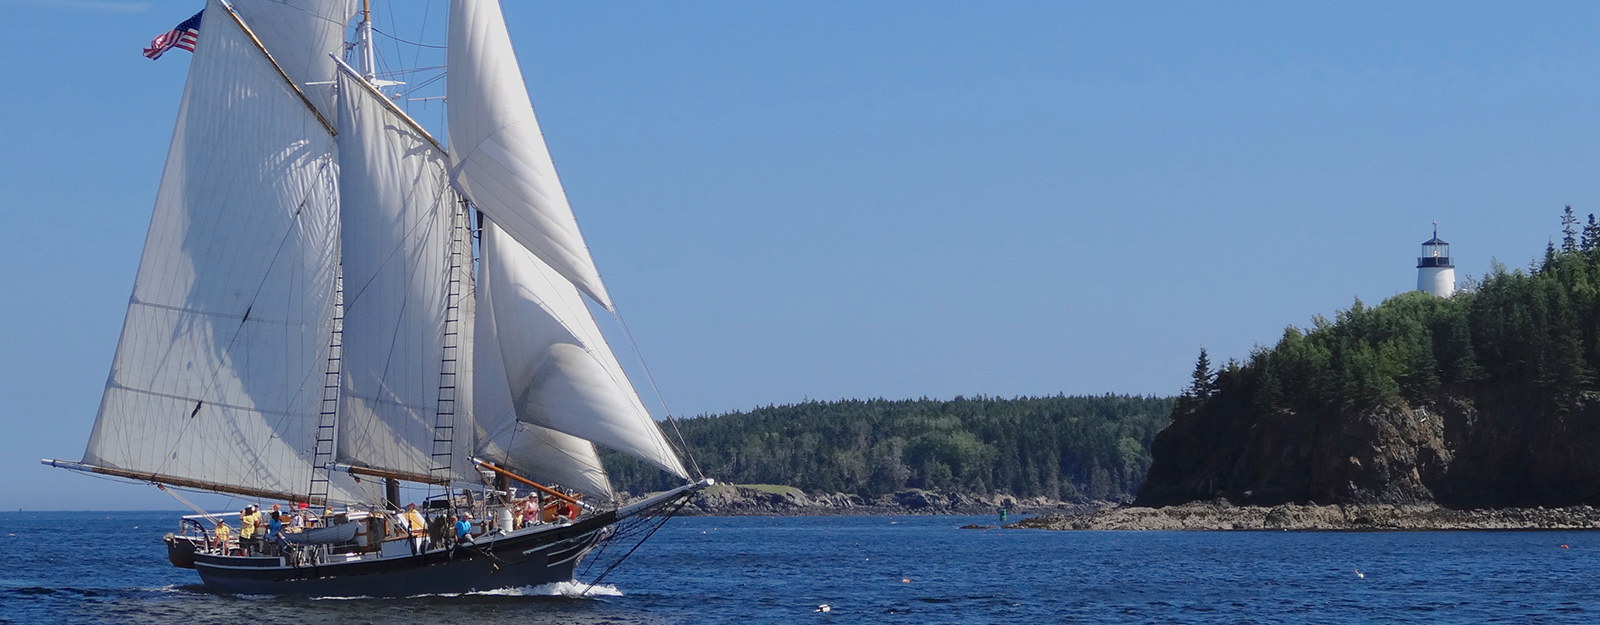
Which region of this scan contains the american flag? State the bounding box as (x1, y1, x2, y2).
(143, 11, 203, 60)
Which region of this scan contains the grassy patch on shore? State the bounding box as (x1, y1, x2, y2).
(705, 483, 804, 497)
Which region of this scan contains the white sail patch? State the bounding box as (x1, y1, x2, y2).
(85, 0, 363, 503)
(229, 0, 355, 118)
(481, 220, 688, 479)
(447, 0, 614, 310)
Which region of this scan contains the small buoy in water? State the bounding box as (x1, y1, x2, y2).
(901, 578, 910, 583)
(1562, 544, 1571, 549)
(815, 604, 831, 612)
(1355, 569, 1364, 579)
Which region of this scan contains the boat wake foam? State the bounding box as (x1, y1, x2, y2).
(305, 581, 622, 601)
(469, 581, 622, 598)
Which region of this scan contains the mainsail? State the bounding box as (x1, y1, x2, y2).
(84, 0, 364, 504)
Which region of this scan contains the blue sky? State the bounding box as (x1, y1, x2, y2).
(3, 1, 1597, 510)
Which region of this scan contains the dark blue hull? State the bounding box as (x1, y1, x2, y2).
(185, 512, 614, 596)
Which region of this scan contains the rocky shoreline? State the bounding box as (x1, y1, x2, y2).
(1007, 500, 1600, 531)
(646, 484, 1094, 517)
(644, 486, 1600, 530)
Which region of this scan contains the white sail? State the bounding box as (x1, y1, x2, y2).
(473, 258, 614, 501)
(85, 0, 366, 504)
(481, 220, 688, 479)
(447, 0, 614, 310)
(229, 0, 355, 117)
(333, 66, 476, 484)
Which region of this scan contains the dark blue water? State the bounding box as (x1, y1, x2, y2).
(2, 511, 1597, 623)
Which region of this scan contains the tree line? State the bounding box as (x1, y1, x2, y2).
(604, 394, 1175, 502)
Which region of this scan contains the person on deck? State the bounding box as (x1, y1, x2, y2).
(213, 520, 232, 554)
(455, 513, 474, 544)
(518, 499, 538, 528)
(238, 505, 259, 554)
(402, 503, 429, 555)
(265, 510, 286, 555)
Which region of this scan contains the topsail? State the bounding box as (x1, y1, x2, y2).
(447, 0, 615, 310)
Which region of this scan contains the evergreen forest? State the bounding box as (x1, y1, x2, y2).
(603, 395, 1174, 502)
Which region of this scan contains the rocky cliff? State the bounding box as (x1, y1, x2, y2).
(1136, 389, 1600, 508)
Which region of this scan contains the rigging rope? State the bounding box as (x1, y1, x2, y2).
(610, 308, 705, 480)
(372, 27, 447, 49)
(580, 495, 692, 595)
(157, 483, 223, 520)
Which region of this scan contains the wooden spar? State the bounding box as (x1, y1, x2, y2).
(471, 458, 586, 508)
(43, 459, 324, 506)
(339, 464, 451, 486)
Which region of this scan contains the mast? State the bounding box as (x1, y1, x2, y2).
(357, 0, 376, 82)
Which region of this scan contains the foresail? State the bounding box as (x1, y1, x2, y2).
(333, 67, 476, 485)
(229, 0, 354, 118)
(447, 0, 614, 310)
(481, 220, 689, 479)
(473, 260, 614, 501)
(86, 0, 366, 504)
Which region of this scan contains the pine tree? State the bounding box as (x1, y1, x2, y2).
(1562, 205, 1579, 252)
(1188, 347, 1215, 400)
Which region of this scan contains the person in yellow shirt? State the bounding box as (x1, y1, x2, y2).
(213, 520, 232, 554)
(238, 505, 260, 554)
(401, 503, 429, 555)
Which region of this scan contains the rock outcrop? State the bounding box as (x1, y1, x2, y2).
(1136, 390, 1600, 508)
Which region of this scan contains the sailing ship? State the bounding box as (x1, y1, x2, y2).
(43, 0, 709, 596)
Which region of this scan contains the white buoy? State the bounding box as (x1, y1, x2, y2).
(1355, 568, 1364, 579)
(815, 604, 831, 612)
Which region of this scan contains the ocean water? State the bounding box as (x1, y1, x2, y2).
(2, 511, 1597, 624)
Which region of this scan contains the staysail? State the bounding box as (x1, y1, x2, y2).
(479, 220, 689, 479)
(447, 0, 614, 310)
(84, 0, 366, 504)
(473, 249, 614, 501)
(333, 64, 477, 485)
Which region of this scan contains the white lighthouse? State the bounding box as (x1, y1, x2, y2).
(1416, 222, 1455, 297)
